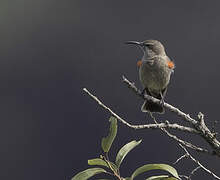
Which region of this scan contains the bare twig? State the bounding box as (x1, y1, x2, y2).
(83, 88, 209, 154)
(178, 144, 220, 180)
(83, 88, 199, 134)
(188, 166, 201, 180)
(122, 75, 197, 124)
(149, 113, 210, 154)
(122, 76, 220, 156)
(83, 74, 220, 179)
(173, 154, 188, 165)
(174, 156, 201, 179)
(179, 175, 190, 179)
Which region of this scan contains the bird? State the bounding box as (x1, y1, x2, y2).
(125, 39, 175, 114)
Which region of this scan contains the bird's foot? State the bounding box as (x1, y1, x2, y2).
(159, 93, 165, 107)
(141, 88, 146, 97)
(159, 92, 165, 107)
(159, 99, 165, 107)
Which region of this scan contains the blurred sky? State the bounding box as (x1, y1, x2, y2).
(1, 0, 220, 179)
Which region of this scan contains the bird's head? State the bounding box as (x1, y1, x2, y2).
(125, 39, 166, 57)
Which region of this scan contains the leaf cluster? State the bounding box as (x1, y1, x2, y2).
(72, 117, 180, 180)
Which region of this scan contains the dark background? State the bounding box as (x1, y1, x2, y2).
(1, 0, 220, 179)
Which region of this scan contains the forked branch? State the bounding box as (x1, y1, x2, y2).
(122, 76, 220, 156)
(83, 75, 220, 179)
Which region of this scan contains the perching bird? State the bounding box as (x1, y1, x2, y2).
(125, 40, 175, 114)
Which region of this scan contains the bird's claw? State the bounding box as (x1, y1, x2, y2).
(159, 98, 165, 107)
(141, 89, 146, 96)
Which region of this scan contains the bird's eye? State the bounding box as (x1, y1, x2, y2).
(145, 44, 152, 48)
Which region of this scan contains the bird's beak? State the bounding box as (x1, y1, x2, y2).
(125, 41, 145, 53)
(125, 41, 143, 46)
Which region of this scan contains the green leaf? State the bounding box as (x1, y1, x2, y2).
(71, 168, 106, 180)
(88, 158, 118, 172)
(146, 175, 168, 180)
(88, 158, 108, 167)
(101, 116, 117, 153)
(131, 164, 179, 180)
(123, 178, 131, 180)
(115, 140, 142, 168)
(146, 175, 178, 180)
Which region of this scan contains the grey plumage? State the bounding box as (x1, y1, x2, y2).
(126, 39, 175, 113)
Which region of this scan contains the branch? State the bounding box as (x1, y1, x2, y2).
(149, 113, 210, 154)
(83, 75, 220, 179)
(83, 75, 220, 156)
(83, 88, 198, 134)
(83, 88, 209, 154)
(122, 75, 197, 125)
(122, 76, 220, 156)
(188, 166, 201, 180)
(177, 144, 220, 180)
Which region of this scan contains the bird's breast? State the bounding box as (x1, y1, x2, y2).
(139, 57, 172, 92)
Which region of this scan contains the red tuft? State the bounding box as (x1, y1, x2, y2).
(137, 60, 142, 67)
(167, 60, 175, 69)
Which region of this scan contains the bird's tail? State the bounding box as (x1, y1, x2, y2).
(141, 100, 165, 114)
